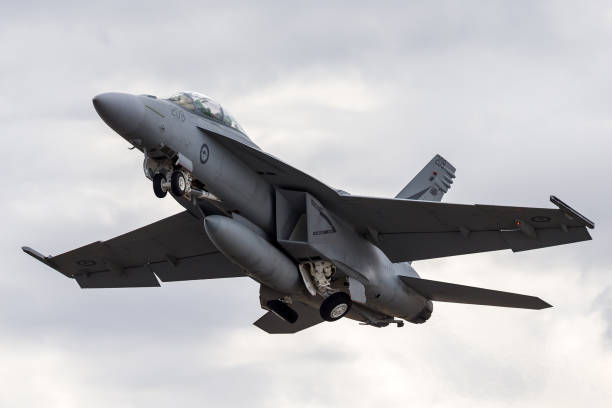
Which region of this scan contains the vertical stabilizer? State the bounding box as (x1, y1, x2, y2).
(396, 154, 455, 202)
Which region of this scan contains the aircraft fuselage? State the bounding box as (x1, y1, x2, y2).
(92, 92, 430, 326)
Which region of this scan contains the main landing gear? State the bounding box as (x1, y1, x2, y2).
(299, 260, 353, 322)
(320, 292, 352, 322)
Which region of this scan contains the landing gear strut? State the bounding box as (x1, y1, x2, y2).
(320, 292, 352, 322)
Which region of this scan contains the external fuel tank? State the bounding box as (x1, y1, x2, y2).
(204, 215, 303, 294)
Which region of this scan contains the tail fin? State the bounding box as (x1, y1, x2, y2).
(396, 154, 456, 201)
(399, 276, 551, 309)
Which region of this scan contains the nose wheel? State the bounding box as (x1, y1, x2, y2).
(170, 170, 188, 196)
(152, 170, 191, 198)
(320, 292, 352, 322)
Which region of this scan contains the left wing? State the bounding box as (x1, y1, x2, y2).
(23, 211, 243, 288)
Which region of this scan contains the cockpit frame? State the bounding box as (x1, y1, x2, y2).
(166, 91, 246, 134)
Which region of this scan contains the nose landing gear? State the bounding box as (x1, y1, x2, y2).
(170, 170, 188, 196)
(145, 151, 222, 203)
(153, 173, 167, 198)
(152, 169, 191, 198)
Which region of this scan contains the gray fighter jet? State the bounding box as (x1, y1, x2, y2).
(23, 91, 595, 333)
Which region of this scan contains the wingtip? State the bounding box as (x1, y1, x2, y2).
(538, 299, 553, 309)
(550, 195, 595, 229)
(21, 246, 63, 274)
(22, 246, 41, 257)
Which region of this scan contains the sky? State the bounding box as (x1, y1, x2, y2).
(1, 1, 611, 406)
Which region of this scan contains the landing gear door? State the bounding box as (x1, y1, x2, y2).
(348, 277, 367, 303)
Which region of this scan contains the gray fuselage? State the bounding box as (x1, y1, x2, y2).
(92, 92, 429, 324)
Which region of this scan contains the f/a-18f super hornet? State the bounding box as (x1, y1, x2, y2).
(23, 91, 595, 333)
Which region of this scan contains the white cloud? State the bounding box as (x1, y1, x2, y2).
(1, 1, 611, 407)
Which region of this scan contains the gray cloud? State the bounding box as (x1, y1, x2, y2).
(1, 1, 611, 406)
(595, 286, 612, 346)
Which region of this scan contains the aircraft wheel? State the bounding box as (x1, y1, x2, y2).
(320, 292, 352, 322)
(170, 170, 187, 196)
(153, 173, 167, 198)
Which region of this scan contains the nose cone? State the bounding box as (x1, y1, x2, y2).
(93, 92, 145, 136)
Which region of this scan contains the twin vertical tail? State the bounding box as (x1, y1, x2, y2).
(396, 154, 456, 202)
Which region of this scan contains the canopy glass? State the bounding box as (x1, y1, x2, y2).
(166, 92, 246, 134)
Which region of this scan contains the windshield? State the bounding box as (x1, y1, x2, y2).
(166, 92, 246, 134)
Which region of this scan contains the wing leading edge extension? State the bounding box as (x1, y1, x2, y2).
(23, 211, 243, 288)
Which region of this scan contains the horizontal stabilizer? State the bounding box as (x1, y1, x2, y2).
(399, 275, 551, 309)
(256, 285, 324, 334)
(254, 301, 323, 334)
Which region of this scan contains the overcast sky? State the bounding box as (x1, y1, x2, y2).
(1, 1, 611, 406)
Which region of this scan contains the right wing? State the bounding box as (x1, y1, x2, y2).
(23, 211, 243, 288)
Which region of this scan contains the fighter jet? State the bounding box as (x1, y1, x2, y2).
(23, 91, 595, 333)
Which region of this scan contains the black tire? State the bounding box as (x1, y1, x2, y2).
(153, 173, 167, 198)
(320, 292, 352, 322)
(170, 171, 187, 196)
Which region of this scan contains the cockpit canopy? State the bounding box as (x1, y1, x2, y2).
(166, 91, 246, 134)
